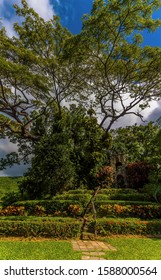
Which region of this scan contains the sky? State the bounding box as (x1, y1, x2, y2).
(0, 0, 161, 176)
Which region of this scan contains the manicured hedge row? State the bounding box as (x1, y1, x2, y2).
(0, 219, 81, 238)
(109, 193, 153, 201)
(61, 188, 154, 202)
(52, 194, 92, 207)
(12, 200, 83, 216)
(89, 218, 161, 236)
(0, 218, 160, 237)
(95, 200, 156, 207)
(97, 204, 161, 219)
(2, 201, 160, 219)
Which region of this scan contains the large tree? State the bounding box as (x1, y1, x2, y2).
(0, 0, 82, 144)
(19, 104, 111, 198)
(1, 0, 161, 173)
(69, 0, 161, 133)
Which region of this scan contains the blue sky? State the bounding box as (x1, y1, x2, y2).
(0, 0, 161, 176)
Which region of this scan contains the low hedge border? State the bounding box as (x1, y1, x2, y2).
(89, 218, 161, 236)
(2, 200, 160, 219)
(0, 219, 81, 238)
(0, 218, 160, 237)
(97, 204, 161, 219)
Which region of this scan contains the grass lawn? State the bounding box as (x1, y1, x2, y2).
(0, 239, 81, 260)
(0, 237, 161, 260)
(104, 236, 161, 260)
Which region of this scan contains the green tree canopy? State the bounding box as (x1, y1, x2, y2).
(1, 0, 161, 180)
(111, 122, 160, 162)
(69, 0, 161, 133)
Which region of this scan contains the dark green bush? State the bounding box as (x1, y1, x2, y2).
(110, 193, 153, 201)
(1, 191, 21, 208)
(67, 189, 93, 195)
(95, 194, 110, 201)
(95, 200, 156, 207)
(53, 194, 92, 207)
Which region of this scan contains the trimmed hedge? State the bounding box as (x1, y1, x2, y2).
(13, 200, 81, 215)
(89, 218, 161, 236)
(0, 217, 161, 237)
(110, 193, 153, 201)
(53, 194, 92, 207)
(97, 203, 161, 219)
(1, 200, 159, 220)
(0, 218, 81, 238)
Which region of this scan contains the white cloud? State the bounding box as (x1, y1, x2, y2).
(0, 140, 18, 153)
(27, 0, 55, 20)
(0, 0, 55, 36)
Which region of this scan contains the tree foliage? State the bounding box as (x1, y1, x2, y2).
(70, 0, 161, 132)
(19, 104, 111, 198)
(1, 0, 161, 196)
(111, 122, 160, 162)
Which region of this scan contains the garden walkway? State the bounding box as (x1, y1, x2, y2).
(71, 240, 117, 260)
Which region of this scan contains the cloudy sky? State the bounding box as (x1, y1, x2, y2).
(0, 0, 161, 176)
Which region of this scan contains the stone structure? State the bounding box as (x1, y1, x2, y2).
(110, 153, 127, 187)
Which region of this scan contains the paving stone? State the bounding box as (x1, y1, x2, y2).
(71, 240, 116, 260)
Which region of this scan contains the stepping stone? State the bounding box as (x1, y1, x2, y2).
(71, 240, 117, 259)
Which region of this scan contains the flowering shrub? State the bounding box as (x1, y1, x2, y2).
(67, 204, 82, 217)
(89, 219, 161, 236)
(28, 205, 46, 216)
(97, 166, 114, 187)
(126, 161, 153, 189)
(99, 204, 130, 218)
(0, 206, 25, 216)
(98, 203, 161, 219)
(0, 219, 81, 238)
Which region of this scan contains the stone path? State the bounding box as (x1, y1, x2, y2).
(71, 240, 117, 260)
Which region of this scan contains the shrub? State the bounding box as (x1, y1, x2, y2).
(89, 218, 161, 236)
(1, 191, 21, 207)
(126, 162, 153, 189)
(0, 219, 81, 238)
(97, 203, 161, 219)
(96, 166, 114, 187)
(67, 204, 82, 217)
(0, 206, 25, 216)
(142, 183, 161, 203)
(53, 193, 92, 207)
(110, 193, 153, 202)
(13, 200, 84, 217)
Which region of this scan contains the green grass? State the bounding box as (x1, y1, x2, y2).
(0, 177, 21, 200)
(104, 237, 161, 260)
(0, 240, 81, 260)
(0, 237, 160, 260)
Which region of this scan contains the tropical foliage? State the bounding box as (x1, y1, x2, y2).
(1, 0, 161, 196)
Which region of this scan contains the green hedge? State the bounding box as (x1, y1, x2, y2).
(95, 200, 157, 207)
(7, 200, 160, 219)
(97, 203, 161, 219)
(0, 217, 161, 237)
(0, 219, 81, 238)
(53, 194, 92, 207)
(13, 200, 81, 215)
(110, 193, 153, 201)
(89, 218, 161, 236)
